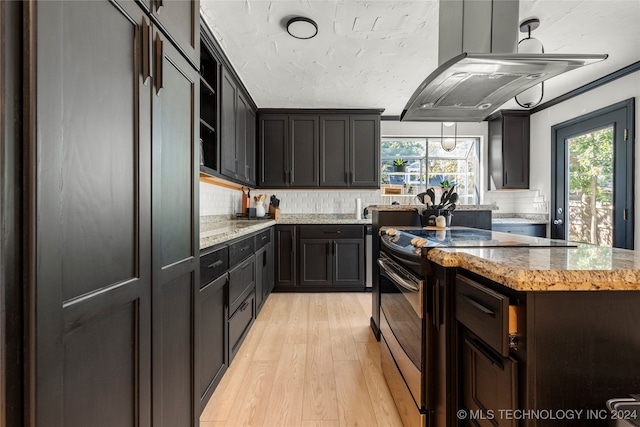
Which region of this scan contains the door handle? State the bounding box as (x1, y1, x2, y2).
(154, 33, 163, 94)
(553, 219, 563, 225)
(141, 18, 151, 84)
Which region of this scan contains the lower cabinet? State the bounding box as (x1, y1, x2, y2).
(492, 223, 546, 237)
(255, 239, 273, 313)
(198, 273, 228, 412)
(276, 224, 365, 291)
(228, 292, 255, 363)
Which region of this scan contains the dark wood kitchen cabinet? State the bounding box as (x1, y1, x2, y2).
(144, 0, 199, 67)
(28, 1, 199, 426)
(220, 67, 256, 186)
(254, 228, 273, 312)
(275, 225, 297, 289)
(274, 225, 365, 291)
(488, 110, 530, 190)
(259, 109, 382, 189)
(199, 27, 221, 173)
(258, 114, 318, 187)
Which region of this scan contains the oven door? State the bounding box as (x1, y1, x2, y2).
(379, 252, 434, 411)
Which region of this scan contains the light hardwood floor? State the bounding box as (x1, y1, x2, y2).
(200, 292, 403, 427)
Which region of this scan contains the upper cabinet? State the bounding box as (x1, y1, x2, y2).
(200, 24, 257, 188)
(259, 110, 382, 189)
(147, 0, 200, 67)
(488, 110, 530, 190)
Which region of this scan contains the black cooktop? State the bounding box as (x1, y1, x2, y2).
(381, 227, 576, 261)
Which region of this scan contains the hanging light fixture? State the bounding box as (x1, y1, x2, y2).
(441, 122, 457, 152)
(515, 18, 544, 108)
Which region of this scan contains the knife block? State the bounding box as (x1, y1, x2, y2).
(268, 205, 281, 220)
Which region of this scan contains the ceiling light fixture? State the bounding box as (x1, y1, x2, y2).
(441, 122, 457, 152)
(515, 18, 544, 109)
(286, 17, 318, 40)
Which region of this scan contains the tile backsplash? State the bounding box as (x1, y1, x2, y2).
(199, 182, 383, 216)
(483, 189, 548, 215)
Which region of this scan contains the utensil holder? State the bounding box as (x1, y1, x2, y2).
(420, 209, 451, 227)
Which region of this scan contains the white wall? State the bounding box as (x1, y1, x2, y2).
(529, 70, 640, 247)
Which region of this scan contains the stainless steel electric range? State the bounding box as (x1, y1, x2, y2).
(377, 226, 575, 427)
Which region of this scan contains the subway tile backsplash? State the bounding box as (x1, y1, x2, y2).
(199, 182, 382, 216)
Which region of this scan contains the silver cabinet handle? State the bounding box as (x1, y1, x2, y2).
(553, 219, 563, 225)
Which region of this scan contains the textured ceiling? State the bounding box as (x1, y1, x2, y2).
(200, 0, 640, 117)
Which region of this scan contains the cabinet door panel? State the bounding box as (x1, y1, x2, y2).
(255, 246, 265, 310)
(350, 115, 380, 187)
(259, 115, 289, 187)
(198, 274, 227, 410)
(236, 93, 248, 181)
(246, 106, 256, 184)
(275, 226, 296, 288)
(220, 68, 237, 178)
(333, 239, 365, 286)
(290, 115, 319, 187)
(151, 0, 199, 67)
(35, 1, 151, 424)
(320, 115, 349, 187)
(502, 114, 529, 188)
(299, 239, 333, 287)
(151, 30, 199, 427)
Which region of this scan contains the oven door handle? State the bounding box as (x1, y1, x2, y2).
(377, 258, 420, 292)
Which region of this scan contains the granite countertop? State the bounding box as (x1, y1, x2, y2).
(379, 226, 640, 291)
(427, 243, 640, 292)
(200, 214, 371, 250)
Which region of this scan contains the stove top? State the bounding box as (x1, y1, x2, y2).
(380, 227, 576, 261)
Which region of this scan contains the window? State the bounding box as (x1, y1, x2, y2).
(381, 136, 480, 204)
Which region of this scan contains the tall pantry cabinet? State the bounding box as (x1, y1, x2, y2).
(25, 1, 199, 426)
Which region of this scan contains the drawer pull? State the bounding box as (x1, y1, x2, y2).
(239, 301, 249, 312)
(207, 260, 223, 269)
(324, 230, 342, 234)
(262, 235, 267, 240)
(240, 245, 250, 252)
(241, 262, 251, 270)
(460, 294, 495, 317)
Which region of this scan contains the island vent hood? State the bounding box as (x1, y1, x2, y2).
(401, 0, 607, 122)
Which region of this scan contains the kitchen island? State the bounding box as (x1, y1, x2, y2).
(378, 226, 640, 427)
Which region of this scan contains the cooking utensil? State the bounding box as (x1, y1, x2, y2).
(416, 192, 426, 204)
(426, 188, 435, 207)
(447, 193, 459, 207)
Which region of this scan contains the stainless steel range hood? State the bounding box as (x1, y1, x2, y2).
(401, 0, 607, 122)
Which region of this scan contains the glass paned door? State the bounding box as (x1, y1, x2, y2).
(551, 99, 634, 249)
(567, 126, 614, 246)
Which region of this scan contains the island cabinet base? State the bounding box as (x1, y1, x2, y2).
(454, 270, 640, 427)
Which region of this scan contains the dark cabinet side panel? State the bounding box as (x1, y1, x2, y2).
(246, 107, 256, 185)
(220, 68, 237, 178)
(290, 115, 319, 187)
(488, 117, 504, 190)
(350, 115, 380, 187)
(275, 226, 297, 288)
(255, 246, 266, 310)
(236, 93, 248, 182)
(259, 115, 288, 187)
(320, 115, 350, 187)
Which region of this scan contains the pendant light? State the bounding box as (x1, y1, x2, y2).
(441, 122, 457, 152)
(515, 18, 544, 109)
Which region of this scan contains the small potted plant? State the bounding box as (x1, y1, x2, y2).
(393, 159, 409, 172)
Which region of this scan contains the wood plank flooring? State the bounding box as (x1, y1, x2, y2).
(201, 292, 403, 427)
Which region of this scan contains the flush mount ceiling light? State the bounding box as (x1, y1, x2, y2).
(286, 17, 318, 39)
(515, 18, 545, 109)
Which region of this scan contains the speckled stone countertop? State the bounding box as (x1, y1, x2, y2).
(200, 214, 370, 250)
(380, 226, 640, 291)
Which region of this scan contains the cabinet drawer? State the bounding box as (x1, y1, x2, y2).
(298, 225, 364, 239)
(493, 223, 546, 237)
(456, 275, 510, 356)
(229, 292, 255, 363)
(229, 236, 255, 266)
(255, 229, 271, 250)
(229, 255, 255, 314)
(200, 246, 229, 288)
